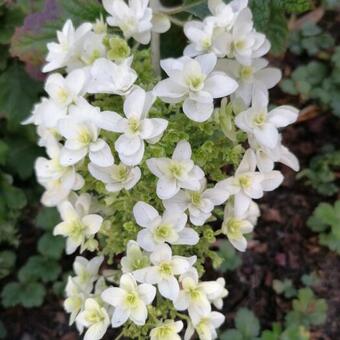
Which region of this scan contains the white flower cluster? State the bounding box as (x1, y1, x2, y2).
(26, 0, 299, 339)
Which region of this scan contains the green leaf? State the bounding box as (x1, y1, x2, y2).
(0, 62, 42, 130)
(261, 323, 282, 340)
(0, 6, 25, 44)
(4, 136, 42, 179)
(2, 184, 27, 210)
(272, 279, 297, 298)
(251, 0, 289, 55)
(20, 281, 46, 307)
(301, 272, 320, 287)
(183, 0, 209, 19)
(0, 250, 16, 279)
(2, 281, 46, 308)
(283, 0, 312, 13)
(0, 140, 8, 165)
(281, 325, 310, 340)
(36, 207, 60, 231)
(1, 282, 22, 307)
(37, 233, 64, 260)
(286, 288, 328, 327)
(18, 255, 61, 283)
(235, 308, 261, 338)
(220, 329, 244, 340)
(218, 240, 242, 272)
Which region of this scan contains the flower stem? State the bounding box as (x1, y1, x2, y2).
(151, 31, 161, 77)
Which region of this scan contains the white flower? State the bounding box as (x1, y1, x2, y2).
(222, 201, 254, 252)
(102, 87, 168, 165)
(209, 278, 229, 309)
(147, 140, 205, 199)
(163, 179, 229, 226)
(248, 134, 300, 173)
(101, 273, 156, 327)
(121, 240, 150, 273)
(64, 277, 87, 325)
(216, 58, 282, 106)
(174, 269, 221, 320)
(22, 97, 67, 129)
(133, 201, 199, 251)
(73, 256, 104, 293)
(45, 69, 87, 107)
(228, 8, 270, 65)
(216, 149, 283, 215)
(86, 57, 137, 95)
(184, 311, 225, 340)
(150, 0, 171, 33)
(76, 298, 110, 340)
(150, 320, 183, 340)
(153, 53, 238, 122)
(208, 0, 248, 29)
(184, 18, 230, 58)
(43, 19, 92, 73)
(58, 116, 114, 167)
(89, 162, 141, 192)
(35, 139, 84, 207)
(133, 244, 196, 301)
(71, 31, 106, 69)
(103, 0, 153, 44)
(235, 90, 299, 148)
(53, 199, 103, 254)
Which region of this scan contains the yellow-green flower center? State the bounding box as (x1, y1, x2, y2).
(159, 262, 173, 277)
(128, 117, 140, 134)
(238, 175, 252, 189)
(225, 218, 242, 239)
(125, 291, 139, 308)
(154, 325, 174, 337)
(154, 224, 172, 240)
(56, 88, 69, 104)
(187, 74, 205, 91)
(112, 164, 129, 182)
(77, 128, 93, 145)
(202, 37, 212, 50)
(240, 66, 254, 81)
(191, 191, 202, 206)
(169, 162, 185, 179)
(253, 112, 266, 127)
(188, 287, 203, 301)
(234, 39, 246, 50)
(69, 220, 85, 239)
(85, 308, 105, 324)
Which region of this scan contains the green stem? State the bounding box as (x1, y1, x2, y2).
(115, 330, 124, 340)
(170, 16, 185, 27)
(159, 0, 205, 15)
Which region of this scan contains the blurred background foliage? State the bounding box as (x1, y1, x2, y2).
(0, 0, 339, 339)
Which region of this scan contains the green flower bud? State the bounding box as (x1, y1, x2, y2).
(107, 36, 131, 62)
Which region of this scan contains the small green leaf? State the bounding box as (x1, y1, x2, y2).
(36, 207, 60, 231)
(2, 281, 46, 308)
(218, 240, 242, 272)
(0, 141, 8, 165)
(18, 255, 61, 283)
(0, 250, 16, 279)
(37, 233, 64, 260)
(220, 329, 244, 340)
(0, 63, 42, 130)
(235, 308, 261, 338)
